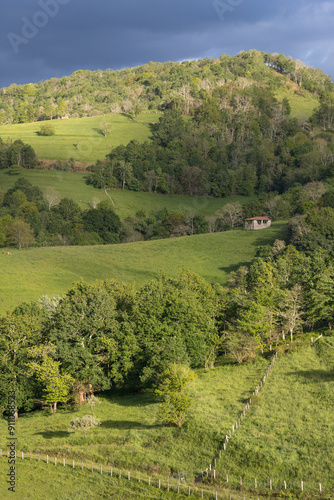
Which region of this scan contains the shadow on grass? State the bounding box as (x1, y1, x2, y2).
(101, 390, 157, 407)
(35, 430, 69, 439)
(101, 420, 163, 430)
(219, 261, 252, 275)
(287, 370, 334, 382)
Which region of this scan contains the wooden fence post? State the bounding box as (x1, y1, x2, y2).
(110, 467, 113, 477)
(55, 457, 57, 465)
(148, 476, 150, 486)
(81, 462, 83, 470)
(284, 480, 287, 490)
(255, 478, 257, 489)
(101, 465, 103, 475)
(301, 480, 303, 491)
(119, 469, 121, 479)
(46, 455, 48, 464)
(128, 471, 130, 480)
(63, 458, 65, 467)
(188, 486, 190, 496)
(270, 479, 272, 490)
(158, 479, 161, 489)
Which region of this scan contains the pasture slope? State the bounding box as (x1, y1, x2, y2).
(0, 339, 333, 499)
(0, 222, 287, 314)
(0, 113, 160, 163)
(0, 168, 256, 219)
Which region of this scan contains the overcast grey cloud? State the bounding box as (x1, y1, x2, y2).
(0, 0, 333, 87)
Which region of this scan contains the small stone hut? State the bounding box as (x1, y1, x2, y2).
(244, 216, 271, 230)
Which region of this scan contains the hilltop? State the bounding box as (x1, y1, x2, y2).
(0, 51, 332, 126)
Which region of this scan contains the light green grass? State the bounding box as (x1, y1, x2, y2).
(0, 168, 256, 217)
(0, 458, 189, 499)
(0, 222, 287, 314)
(0, 360, 268, 496)
(275, 87, 319, 120)
(0, 113, 160, 163)
(217, 339, 334, 496)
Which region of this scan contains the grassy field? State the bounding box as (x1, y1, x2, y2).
(275, 87, 319, 121)
(0, 168, 256, 218)
(0, 359, 269, 499)
(0, 222, 287, 314)
(216, 338, 334, 496)
(0, 458, 194, 500)
(0, 112, 160, 163)
(1, 341, 333, 499)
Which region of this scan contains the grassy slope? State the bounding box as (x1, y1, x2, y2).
(0, 169, 256, 218)
(0, 222, 287, 314)
(0, 459, 188, 500)
(217, 339, 334, 494)
(0, 360, 268, 500)
(275, 86, 319, 120)
(1, 341, 333, 498)
(0, 113, 160, 163)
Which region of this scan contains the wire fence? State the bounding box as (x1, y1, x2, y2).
(2, 341, 332, 499)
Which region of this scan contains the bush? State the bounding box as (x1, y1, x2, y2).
(39, 124, 55, 136)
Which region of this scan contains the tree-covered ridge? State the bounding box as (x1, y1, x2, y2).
(87, 97, 334, 198)
(0, 50, 332, 124)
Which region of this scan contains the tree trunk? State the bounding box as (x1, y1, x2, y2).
(78, 390, 86, 405)
(53, 402, 57, 414)
(14, 409, 19, 421)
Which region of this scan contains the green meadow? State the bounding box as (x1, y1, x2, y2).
(0, 359, 269, 500)
(217, 339, 334, 496)
(0, 222, 287, 314)
(0, 168, 256, 219)
(275, 87, 319, 121)
(0, 113, 160, 163)
(1, 340, 333, 498)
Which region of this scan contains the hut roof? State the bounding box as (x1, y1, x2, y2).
(244, 216, 271, 221)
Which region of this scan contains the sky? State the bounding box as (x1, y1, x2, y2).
(0, 0, 333, 88)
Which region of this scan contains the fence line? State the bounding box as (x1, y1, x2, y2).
(204, 353, 278, 478)
(0, 449, 234, 499)
(1, 344, 331, 498)
(0, 448, 330, 498)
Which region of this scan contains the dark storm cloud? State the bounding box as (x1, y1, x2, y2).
(0, 0, 333, 87)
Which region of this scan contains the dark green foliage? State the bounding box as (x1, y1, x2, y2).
(83, 206, 121, 243)
(0, 139, 38, 170)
